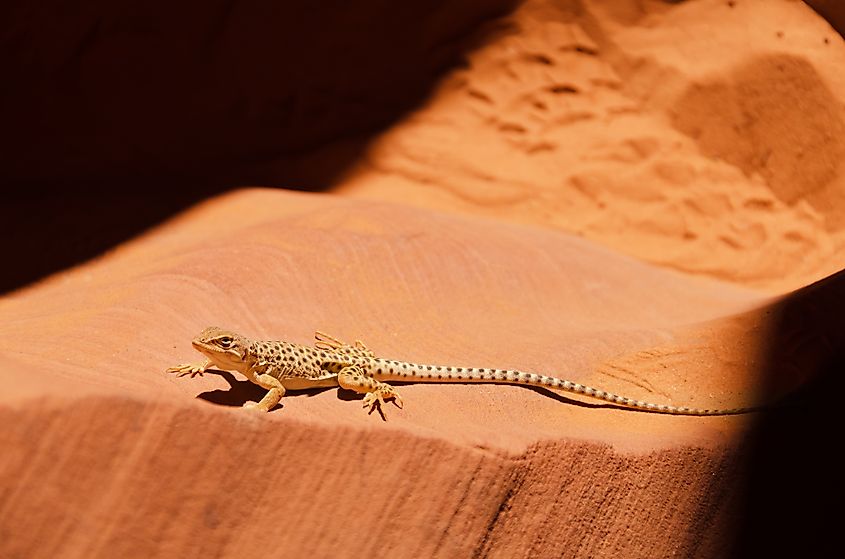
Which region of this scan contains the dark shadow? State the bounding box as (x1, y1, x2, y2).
(0, 0, 519, 293)
(335, 387, 391, 420)
(336, 389, 364, 403)
(519, 383, 671, 413)
(390, 380, 613, 410)
(388, 380, 728, 414)
(195, 368, 333, 408)
(805, 0, 845, 38)
(196, 369, 267, 407)
(2, 177, 236, 294)
(727, 268, 845, 557)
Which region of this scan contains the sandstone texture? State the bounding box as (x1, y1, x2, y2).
(1, 1, 843, 558)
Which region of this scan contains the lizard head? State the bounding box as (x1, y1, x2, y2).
(191, 326, 250, 370)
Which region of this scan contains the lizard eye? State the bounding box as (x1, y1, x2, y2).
(218, 337, 233, 348)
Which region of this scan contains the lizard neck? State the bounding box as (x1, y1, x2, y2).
(238, 341, 266, 375)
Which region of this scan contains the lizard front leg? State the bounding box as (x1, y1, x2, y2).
(244, 373, 286, 412)
(166, 358, 213, 378)
(336, 365, 403, 413)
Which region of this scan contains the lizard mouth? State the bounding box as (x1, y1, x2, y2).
(192, 340, 241, 363)
(192, 340, 220, 355)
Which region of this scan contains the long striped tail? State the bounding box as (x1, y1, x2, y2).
(368, 359, 755, 416)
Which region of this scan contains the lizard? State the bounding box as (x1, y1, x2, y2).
(166, 326, 755, 416)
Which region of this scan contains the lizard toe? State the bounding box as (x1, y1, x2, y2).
(166, 363, 206, 378)
(392, 394, 404, 409)
(362, 392, 380, 411)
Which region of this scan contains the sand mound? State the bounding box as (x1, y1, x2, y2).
(335, 0, 845, 292)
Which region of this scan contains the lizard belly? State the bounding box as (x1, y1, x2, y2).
(279, 375, 338, 390)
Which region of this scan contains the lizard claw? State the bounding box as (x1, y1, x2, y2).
(362, 388, 403, 413)
(362, 392, 382, 412)
(166, 363, 208, 378)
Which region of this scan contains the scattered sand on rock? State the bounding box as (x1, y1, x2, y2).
(335, 0, 845, 293)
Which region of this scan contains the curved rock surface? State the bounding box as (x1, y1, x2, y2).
(1, 1, 843, 558)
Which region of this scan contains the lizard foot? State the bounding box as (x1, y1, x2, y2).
(243, 402, 271, 412)
(362, 387, 403, 413)
(166, 361, 210, 378)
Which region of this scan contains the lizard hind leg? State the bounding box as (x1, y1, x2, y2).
(336, 365, 403, 413)
(314, 331, 376, 358)
(314, 330, 345, 350)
